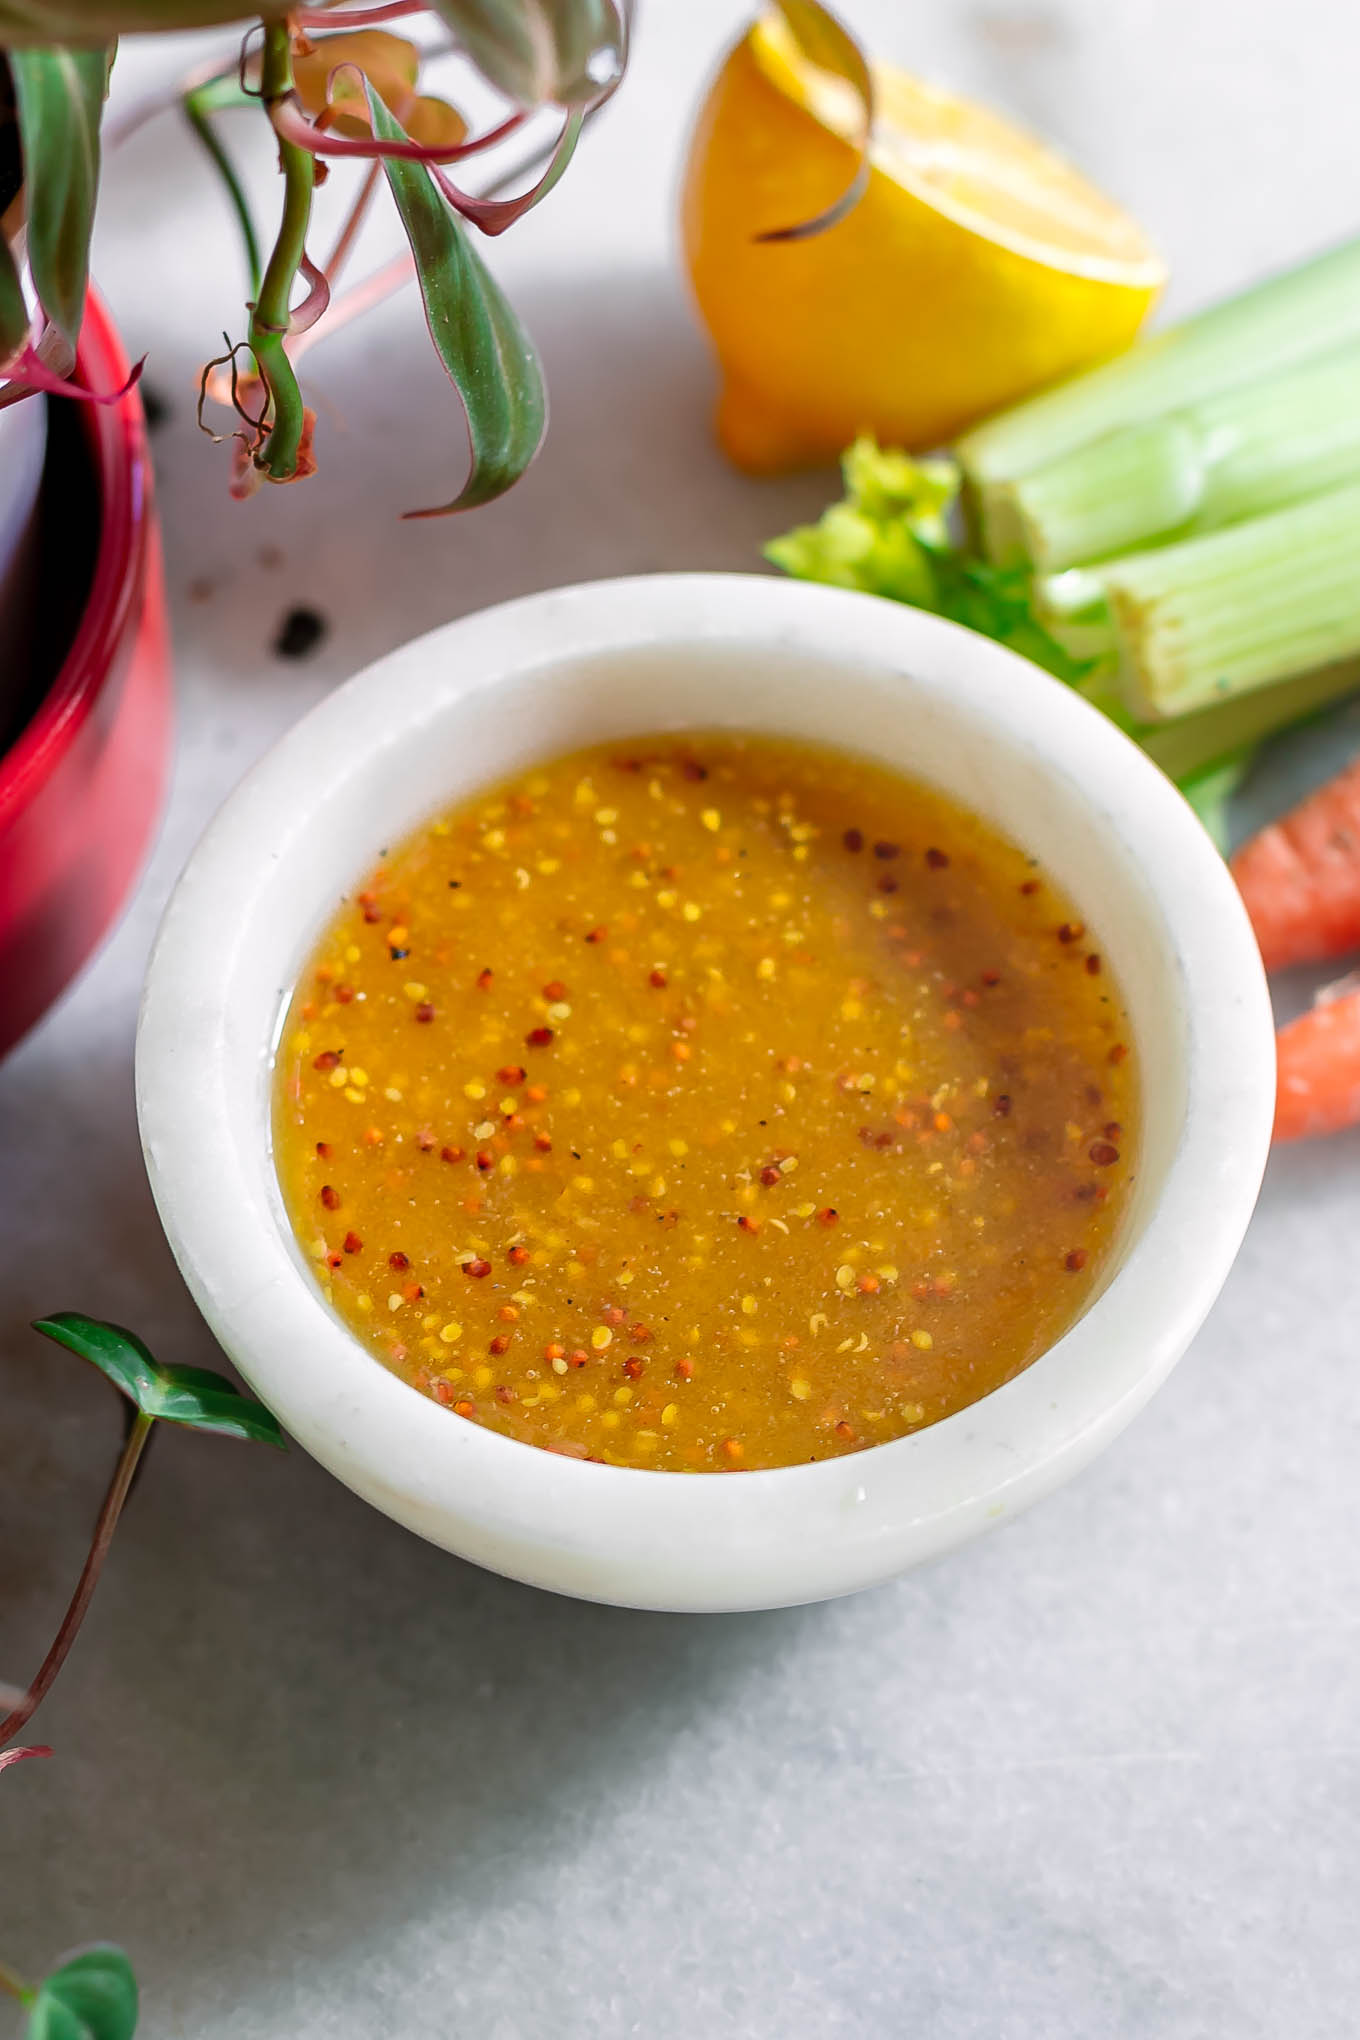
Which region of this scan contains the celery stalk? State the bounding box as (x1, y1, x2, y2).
(957, 236, 1360, 516)
(1093, 481, 1360, 720)
(1136, 654, 1360, 783)
(993, 341, 1360, 570)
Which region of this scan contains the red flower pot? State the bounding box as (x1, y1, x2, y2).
(0, 290, 172, 1058)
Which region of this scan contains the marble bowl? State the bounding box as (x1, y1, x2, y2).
(137, 574, 1274, 1611)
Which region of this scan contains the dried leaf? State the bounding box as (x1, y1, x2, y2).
(293, 28, 418, 137)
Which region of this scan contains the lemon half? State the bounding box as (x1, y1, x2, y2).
(681, 16, 1166, 472)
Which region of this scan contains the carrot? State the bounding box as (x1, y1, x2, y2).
(1274, 980, 1360, 1140)
(1230, 753, 1360, 971)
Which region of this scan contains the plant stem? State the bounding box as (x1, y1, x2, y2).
(251, 21, 314, 480)
(0, 1961, 31, 2007)
(323, 160, 381, 295)
(185, 82, 263, 301)
(0, 1413, 154, 1752)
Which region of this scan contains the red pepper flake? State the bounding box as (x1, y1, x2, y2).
(873, 841, 900, 860)
(507, 1244, 530, 1268)
(1065, 1248, 1089, 1272)
(1058, 921, 1085, 944)
(433, 1380, 455, 1406)
(877, 874, 899, 894)
(649, 968, 668, 989)
(343, 1231, 363, 1255)
(441, 1144, 465, 1163)
(404, 1283, 423, 1303)
(315, 1140, 332, 1160)
(526, 1026, 554, 1048)
(475, 1150, 495, 1172)
(1020, 878, 1041, 895)
(464, 1257, 492, 1278)
(489, 1335, 511, 1357)
(326, 1251, 343, 1270)
(924, 847, 950, 870)
(313, 1050, 341, 1072)
(453, 1398, 475, 1418)
(737, 1214, 761, 1234)
(675, 1358, 695, 1379)
(335, 983, 354, 1004)
(993, 1095, 1012, 1118)
(843, 828, 864, 853)
(533, 1132, 553, 1153)
(1089, 1140, 1120, 1166)
(1108, 1042, 1128, 1065)
(388, 1251, 410, 1270)
(817, 1207, 839, 1227)
(542, 980, 567, 1001)
(569, 1349, 590, 1369)
(981, 969, 1001, 987)
(834, 1420, 855, 1442)
(681, 759, 708, 781)
(1085, 954, 1102, 976)
(622, 1357, 645, 1380)
(584, 926, 607, 944)
(476, 967, 494, 991)
(497, 1064, 526, 1086)
(759, 1164, 781, 1187)
(1104, 1121, 1123, 1140)
(856, 1273, 880, 1295)
(320, 1184, 341, 1210)
(629, 1322, 654, 1342)
(415, 1003, 436, 1024)
(363, 905, 383, 924)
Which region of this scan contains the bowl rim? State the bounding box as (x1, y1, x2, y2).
(136, 572, 1276, 1609)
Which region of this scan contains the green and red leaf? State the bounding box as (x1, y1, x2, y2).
(367, 82, 546, 513)
(9, 44, 110, 360)
(424, 0, 625, 110)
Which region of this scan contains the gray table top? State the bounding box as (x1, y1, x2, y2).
(5, 4, 1359, 2034)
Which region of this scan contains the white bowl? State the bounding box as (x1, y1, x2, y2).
(137, 574, 1274, 1612)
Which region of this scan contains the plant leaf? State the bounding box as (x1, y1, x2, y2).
(758, 0, 873, 242)
(0, 228, 30, 368)
(9, 45, 110, 359)
(25, 1948, 137, 2040)
(367, 84, 546, 512)
(424, 0, 625, 110)
(766, 437, 1091, 685)
(32, 1315, 287, 1448)
(0, 0, 290, 32)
